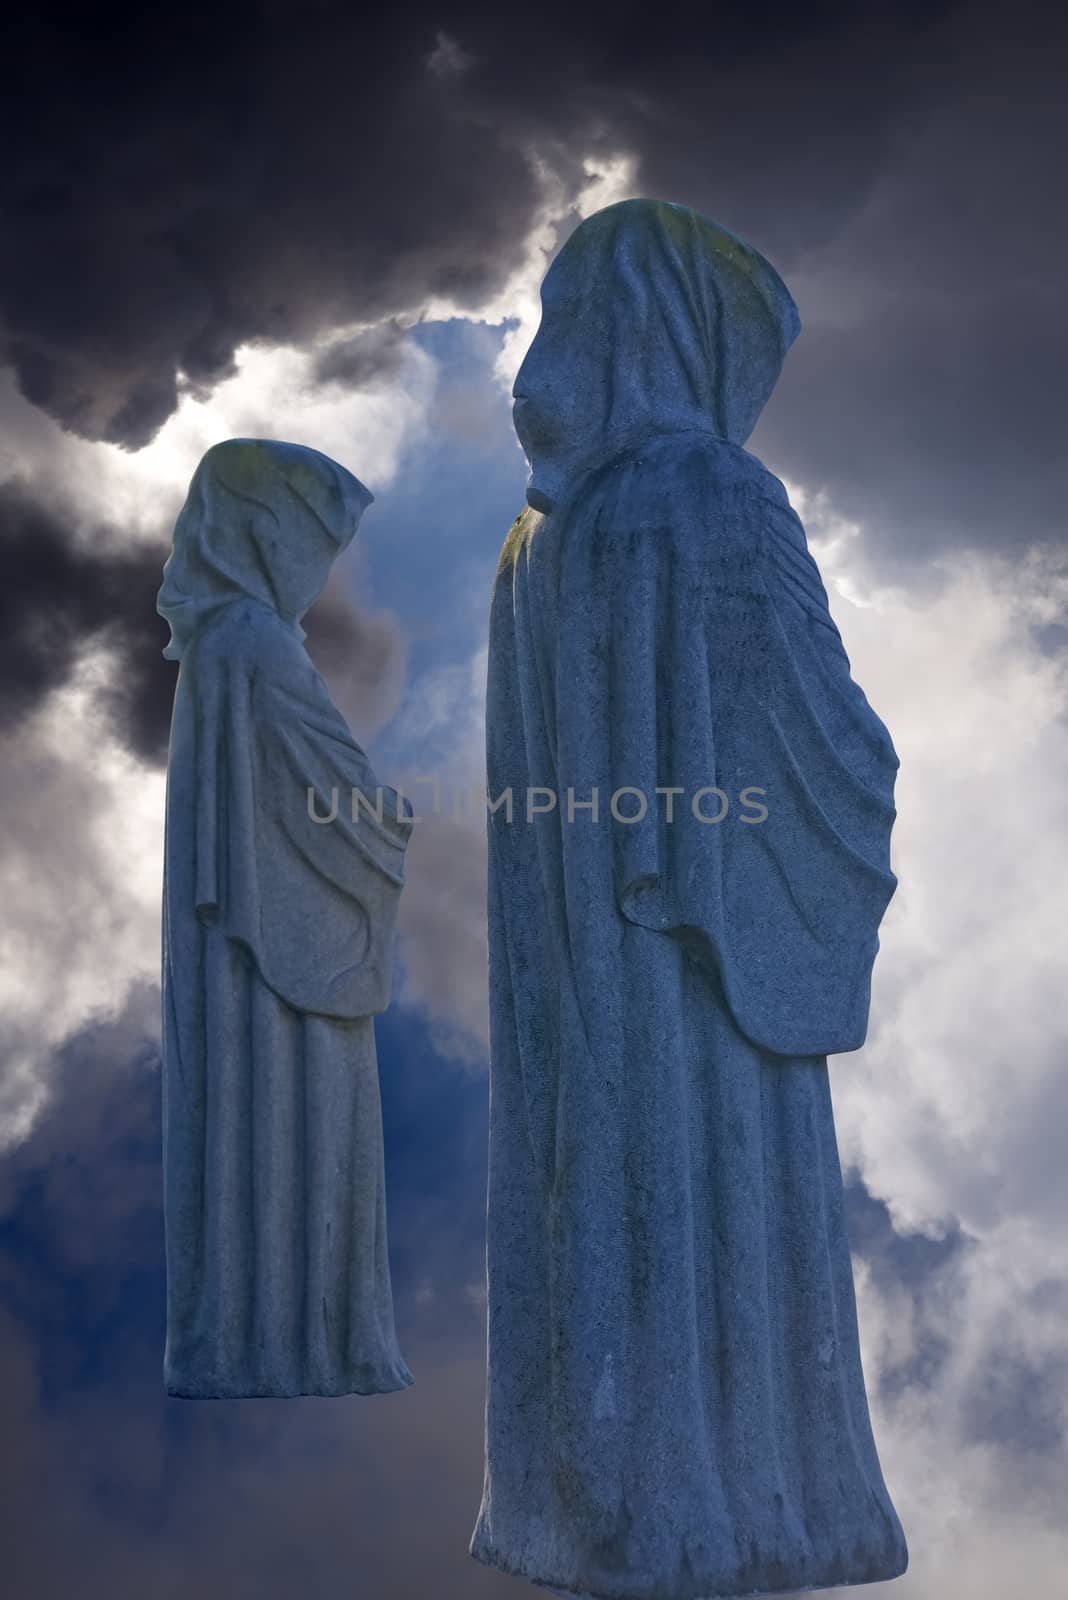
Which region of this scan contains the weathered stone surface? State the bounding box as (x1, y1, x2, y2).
(470, 200, 908, 1597)
(158, 438, 413, 1398)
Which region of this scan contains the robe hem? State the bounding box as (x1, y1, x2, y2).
(165, 1368, 414, 1400)
(468, 1533, 908, 1600)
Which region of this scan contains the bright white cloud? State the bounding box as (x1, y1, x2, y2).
(0, 664, 165, 1149)
(792, 496, 1068, 1596)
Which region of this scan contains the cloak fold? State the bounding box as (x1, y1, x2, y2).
(554, 433, 898, 1059)
(189, 599, 411, 1019)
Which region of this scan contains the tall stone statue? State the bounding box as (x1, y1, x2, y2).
(470, 200, 909, 1597)
(157, 438, 413, 1399)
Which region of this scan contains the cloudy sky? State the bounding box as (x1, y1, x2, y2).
(2, 2, 1067, 1595)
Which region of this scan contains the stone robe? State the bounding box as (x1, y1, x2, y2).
(470, 200, 908, 1598)
(158, 439, 413, 1398)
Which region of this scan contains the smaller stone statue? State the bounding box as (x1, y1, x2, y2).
(157, 438, 413, 1398)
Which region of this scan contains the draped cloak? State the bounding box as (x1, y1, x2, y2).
(158, 439, 413, 1398)
(469, 202, 909, 1597)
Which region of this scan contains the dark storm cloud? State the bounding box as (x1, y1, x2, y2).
(0, 2, 984, 443)
(4, 0, 1064, 563)
(3, 3, 543, 448)
(756, 13, 1068, 566)
(0, 479, 175, 761)
(313, 319, 412, 390)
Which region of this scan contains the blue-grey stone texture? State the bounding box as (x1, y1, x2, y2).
(469, 199, 909, 1596)
(157, 438, 414, 1398)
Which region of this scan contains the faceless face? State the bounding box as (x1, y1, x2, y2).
(511, 202, 800, 511)
(511, 261, 593, 508)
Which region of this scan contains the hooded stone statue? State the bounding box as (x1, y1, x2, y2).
(469, 200, 908, 1596)
(158, 438, 413, 1398)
